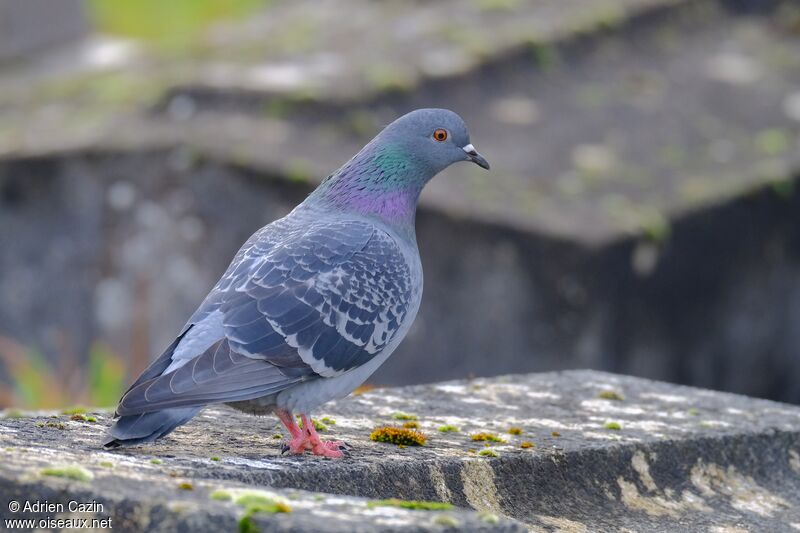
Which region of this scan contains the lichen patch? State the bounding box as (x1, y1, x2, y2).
(617, 477, 710, 517)
(789, 450, 800, 474)
(461, 459, 503, 515)
(690, 462, 789, 517)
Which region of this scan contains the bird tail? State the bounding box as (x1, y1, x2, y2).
(103, 407, 201, 448)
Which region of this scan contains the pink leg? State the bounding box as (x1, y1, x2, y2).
(300, 414, 346, 458)
(275, 409, 310, 454)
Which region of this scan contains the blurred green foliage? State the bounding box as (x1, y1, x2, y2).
(86, 0, 269, 50)
(87, 343, 126, 407)
(0, 337, 126, 409)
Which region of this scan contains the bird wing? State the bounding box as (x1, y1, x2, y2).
(116, 218, 414, 415)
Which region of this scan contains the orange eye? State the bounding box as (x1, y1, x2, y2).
(433, 128, 448, 142)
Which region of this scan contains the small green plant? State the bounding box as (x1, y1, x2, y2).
(598, 390, 625, 401)
(150, 458, 163, 465)
(433, 515, 459, 527)
(479, 512, 500, 524)
(478, 449, 499, 458)
(604, 421, 622, 431)
(41, 465, 93, 482)
(367, 499, 453, 511)
(210, 490, 232, 501)
(507, 427, 523, 435)
(402, 421, 419, 429)
(210, 456, 221, 462)
(437, 424, 459, 433)
(392, 411, 418, 421)
(471, 433, 505, 443)
(296, 417, 327, 432)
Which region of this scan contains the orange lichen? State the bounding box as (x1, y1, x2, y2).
(551, 431, 561, 437)
(370, 426, 426, 446)
(520, 441, 535, 449)
(403, 421, 420, 429)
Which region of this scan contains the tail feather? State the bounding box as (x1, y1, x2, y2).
(103, 407, 201, 448)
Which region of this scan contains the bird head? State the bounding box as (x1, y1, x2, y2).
(376, 108, 490, 176)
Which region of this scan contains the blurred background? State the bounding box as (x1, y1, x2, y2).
(0, 0, 799, 410)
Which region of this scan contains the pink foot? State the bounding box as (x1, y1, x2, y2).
(302, 414, 348, 459)
(274, 410, 348, 458)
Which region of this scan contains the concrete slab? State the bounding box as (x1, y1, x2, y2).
(2, 370, 799, 531)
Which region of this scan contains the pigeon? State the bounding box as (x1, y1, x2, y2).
(104, 108, 489, 458)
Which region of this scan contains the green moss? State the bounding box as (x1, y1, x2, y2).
(178, 482, 194, 490)
(688, 408, 700, 416)
(150, 458, 163, 465)
(99, 461, 114, 468)
(370, 427, 426, 446)
(770, 177, 795, 199)
(210, 490, 232, 501)
(320, 417, 336, 425)
(44, 421, 66, 429)
(272, 434, 283, 439)
(474, 0, 519, 12)
(3, 409, 23, 419)
(235, 493, 292, 528)
(61, 406, 87, 415)
(296, 417, 327, 432)
(392, 411, 418, 421)
(285, 159, 312, 184)
(527, 40, 558, 70)
(520, 441, 534, 449)
(507, 427, 523, 435)
(603, 421, 622, 431)
(471, 433, 505, 443)
(755, 128, 790, 156)
(365, 64, 414, 93)
(238, 515, 259, 533)
(41, 465, 93, 482)
(438, 425, 459, 433)
(479, 511, 501, 524)
(402, 421, 419, 429)
(367, 498, 453, 511)
(598, 390, 625, 401)
(478, 449, 499, 458)
(210, 456, 221, 462)
(433, 515, 460, 527)
(70, 413, 96, 422)
(346, 111, 377, 137)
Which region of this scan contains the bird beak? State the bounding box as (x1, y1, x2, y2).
(462, 144, 490, 170)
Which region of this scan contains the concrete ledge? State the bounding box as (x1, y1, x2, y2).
(2, 370, 800, 531)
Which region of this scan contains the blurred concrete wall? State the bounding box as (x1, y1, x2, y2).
(0, 0, 88, 62)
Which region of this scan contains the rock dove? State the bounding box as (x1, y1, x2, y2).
(104, 108, 489, 457)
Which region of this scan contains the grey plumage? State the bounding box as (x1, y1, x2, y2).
(105, 109, 488, 450)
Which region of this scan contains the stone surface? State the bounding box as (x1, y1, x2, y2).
(2, 371, 800, 531)
(2, 0, 800, 417)
(0, 0, 88, 62)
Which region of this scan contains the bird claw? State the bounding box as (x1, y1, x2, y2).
(280, 438, 350, 458)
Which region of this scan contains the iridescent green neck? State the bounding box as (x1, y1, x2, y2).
(309, 142, 431, 227)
